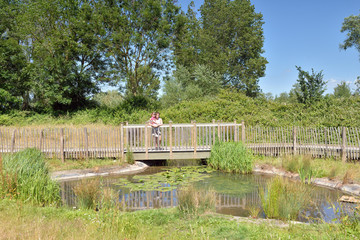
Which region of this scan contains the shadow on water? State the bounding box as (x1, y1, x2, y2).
(60, 166, 357, 223)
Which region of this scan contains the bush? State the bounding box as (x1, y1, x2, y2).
(208, 141, 253, 174)
(0, 148, 60, 205)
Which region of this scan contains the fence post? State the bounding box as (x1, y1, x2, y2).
(212, 119, 216, 145)
(60, 128, 65, 163)
(120, 123, 124, 160)
(11, 129, 16, 153)
(84, 127, 89, 159)
(234, 120, 238, 142)
(39, 129, 44, 152)
(293, 126, 297, 155)
(241, 120, 245, 143)
(217, 120, 221, 141)
(193, 121, 197, 157)
(145, 123, 148, 159)
(169, 121, 173, 159)
(342, 127, 347, 162)
(324, 127, 328, 158)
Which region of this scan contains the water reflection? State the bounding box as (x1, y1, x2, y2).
(60, 167, 356, 223)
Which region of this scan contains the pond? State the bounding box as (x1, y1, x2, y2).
(60, 166, 357, 223)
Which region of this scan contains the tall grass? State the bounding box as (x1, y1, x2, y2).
(73, 179, 101, 210)
(259, 176, 312, 221)
(177, 185, 216, 215)
(0, 148, 60, 205)
(208, 141, 253, 173)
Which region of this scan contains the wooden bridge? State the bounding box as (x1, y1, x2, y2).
(1, 121, 360, 161)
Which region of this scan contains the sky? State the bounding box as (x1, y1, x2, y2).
(178, 0, 360, 96)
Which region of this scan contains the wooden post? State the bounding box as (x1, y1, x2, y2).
(324, 127, 328, 158)
(169, 121, 173, 159)
(84, 127, 89, 159)
(241, 120, 245, 143)
(60, 128, 65, 163)
(120, 123, 124, 160)
(39, 129, 44, 152)
(234, 120, 238, 142)
(217, 120, 221, 141)
(293, 126, 297, 155)
(145, 123, 149, 159)
(193, 121, 197, 157)
(212, 119, 216, 145)
(342, 127, 347, 162)
(11, 129, 16, 153)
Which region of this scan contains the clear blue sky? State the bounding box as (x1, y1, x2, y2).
(178, 0, 360, 96)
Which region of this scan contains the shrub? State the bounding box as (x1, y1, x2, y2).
(0, 148, 60, 205)
(208, 141, 253, 174)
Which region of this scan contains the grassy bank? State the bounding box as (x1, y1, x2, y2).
(255, 155, 360, 183)
(1, 90, 360, 127)
(46, 158, 126, 172)
(0, 199, 358, 240)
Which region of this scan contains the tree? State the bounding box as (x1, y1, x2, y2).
(355, 77, 360, 95)
(174, 0, 267, 97)
(294, 66, 326, 104)
(334, 81, 352, 98)
(101, 0, 182, 99)
(162, 64, 222, 106)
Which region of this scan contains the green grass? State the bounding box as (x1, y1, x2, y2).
(0, 199, 359, 239)
(256, 155, 360, 183)
(208, 141, 254, 173)
(46, 158, 126, 172)
(1, 148, 60, 205)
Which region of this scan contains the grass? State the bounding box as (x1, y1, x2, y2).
(0, 199, 359, 239)
(256, 155, 360, 183)
(0, 148, 60, 205)
(259, 176, 313, 221)
(208, 141, 254, 174)
(46, 158, 126, 172)
(177, 185, 216, 215)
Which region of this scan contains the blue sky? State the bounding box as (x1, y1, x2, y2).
(178, 0, 360, 96)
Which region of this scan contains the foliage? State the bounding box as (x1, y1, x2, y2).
(294, 66, 326, 104)
(341, 12, 360, 59)
(259, 176, 312, 221)
(208, 140, 253, 174)
(334, 81, 352, 98)
(101, 0, 182, 98)
(125, 147, 135, 165)
(93, 90, 123, 109)
(73, 179, 101, 210)
(162, 64, 222, 106)
(0, 148, 60, 205)
(177, 184, 216, 215)
(115, 166, 214, 192)
(174, 0, 267, 97)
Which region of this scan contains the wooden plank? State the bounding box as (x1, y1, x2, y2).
(342, 127, 347, 162)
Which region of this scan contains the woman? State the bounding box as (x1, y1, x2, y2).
(151, 112, 163, 149)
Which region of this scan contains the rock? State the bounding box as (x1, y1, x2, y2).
(339, 195, 360, 204)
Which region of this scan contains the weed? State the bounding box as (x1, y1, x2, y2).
(126, 147, 135, 165)
(343, 169, 356, 184)
(177, 185, 216, 215)
(73, 178, 101, 209)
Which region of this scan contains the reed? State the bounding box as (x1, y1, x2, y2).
(0, 148, 60, 205)
(208, 141, 253, 174)
(73, 178, 101, 210)
(177, 185, 216, 215)
(259, 176, 312, 221)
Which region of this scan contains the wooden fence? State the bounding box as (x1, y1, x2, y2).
(1, 121, 360, 161)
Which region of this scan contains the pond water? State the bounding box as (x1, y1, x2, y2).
(60, 166, 356, 223)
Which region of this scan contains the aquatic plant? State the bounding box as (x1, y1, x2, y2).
(73, 178, 101, 209)
(260, 176, 312, 221)
(0, 148, 60, 205)
(208, 140, 253, 174)
(115, 166, 214, 192)
(177, 185, 216, 215)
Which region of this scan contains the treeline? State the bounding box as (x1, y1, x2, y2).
(0, 0, 267, 113)
(2, 89, 360, 127)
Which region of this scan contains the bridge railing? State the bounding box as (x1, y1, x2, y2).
(1, 123, 360, 160)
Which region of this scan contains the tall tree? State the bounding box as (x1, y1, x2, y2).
(17, 0, 107, 111)
(174, 0, 267, 97)
(334, 81, 352, 98)
(294, 66, 326, 104)
(101, 0, 182, 99)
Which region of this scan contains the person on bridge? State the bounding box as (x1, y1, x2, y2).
(151, 112, 163, 150)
